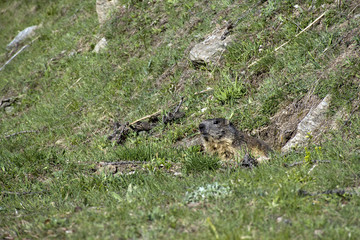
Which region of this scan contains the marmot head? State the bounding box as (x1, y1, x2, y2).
(199, 118, 237, 142)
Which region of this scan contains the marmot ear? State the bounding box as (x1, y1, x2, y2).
(224, 119, 230, 125)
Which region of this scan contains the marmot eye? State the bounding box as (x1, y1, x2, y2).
(213, 120, 219, 124)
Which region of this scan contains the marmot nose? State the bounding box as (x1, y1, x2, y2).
(199, 123, 206, 132)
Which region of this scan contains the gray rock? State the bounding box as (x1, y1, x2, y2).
(282, 94, 331, 152)
(96, 0, 118, 25)
(6, 25, 39, 50)
(5, 106, 14, 114)
(93, 37, 108, 53)
(189, 25, 233, 66)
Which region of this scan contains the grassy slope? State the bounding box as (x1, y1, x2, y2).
(1, 0, 360, 239)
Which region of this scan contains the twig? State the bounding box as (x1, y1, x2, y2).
(321, 35, 344, 55)
(98, 161, 144, 166)
(194, 88, 214, 95)
(285, 17, 303, 31)
(2, 190, 48, 196)
(342, 105, 360, 128)
(307, 163, 317, 174)
(1, 126, 46, 141)
(248, 11, 328, 68)
(283, 160, 331, 168)
(130, 110, 163, 125)
(61, 77, 83, 97)
(298, 189, 355, 197)
(130, 99, 183, 125)
(162, 96, 185, 124)
(275, 11, 327, 51)
(0, 36, 39, 72)
(173, 96, 184, 114)
(131, 86, 213, 126)
(3, 130, 40, 139)
(0, 45, 29, 71)
(348, 4, 360, 17)
(110, 97, 185, 144)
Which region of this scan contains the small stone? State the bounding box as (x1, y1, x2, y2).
(68, 51, 76, 57)
(4, 106, 14, 114)
(314, 230, 324, 236)
(93, 37, 108, 53)
(126, 171, 136, 175)
(55, 139, 65, 145)
(187, 202, 201, 208)
(74, 206, 83, 212)
(277, 216, 292, 225)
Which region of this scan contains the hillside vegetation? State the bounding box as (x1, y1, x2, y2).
(1, 0, 360, 239)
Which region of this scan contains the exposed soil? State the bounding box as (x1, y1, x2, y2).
(256, 95, 321, 149)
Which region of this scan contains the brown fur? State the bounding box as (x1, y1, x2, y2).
(199, 118, 272, 161)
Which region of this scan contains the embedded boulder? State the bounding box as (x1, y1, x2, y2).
(189, 24, 233, 66)
(96, 0, 118, 25)
(282, 94, 331, 152)
(6, 25, 40, 50)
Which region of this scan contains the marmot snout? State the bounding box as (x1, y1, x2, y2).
(199, 118, 235, 141)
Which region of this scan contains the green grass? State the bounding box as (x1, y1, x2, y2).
(1, 0, 360, 239)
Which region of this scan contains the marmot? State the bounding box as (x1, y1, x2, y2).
(199, 118, 272, 161)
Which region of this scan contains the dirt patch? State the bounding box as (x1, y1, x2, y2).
(256, 95, 321, 150)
